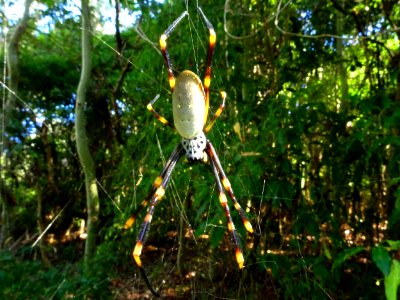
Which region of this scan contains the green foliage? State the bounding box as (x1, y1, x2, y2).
(333, 246, 365, 270)
(372, 246, 392, 276)
(2, 0, 400, 298)
(384, 260, 400, 300)
(0, 250, 112, 299)
(372, 241, 400, 300)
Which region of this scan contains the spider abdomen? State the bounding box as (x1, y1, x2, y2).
(172, 70, 206, 139)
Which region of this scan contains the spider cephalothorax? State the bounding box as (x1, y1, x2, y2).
(124, 7, 253, 297)
(181, 132, 207, 161)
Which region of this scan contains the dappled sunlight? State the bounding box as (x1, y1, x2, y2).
(2, 0, 400, 299)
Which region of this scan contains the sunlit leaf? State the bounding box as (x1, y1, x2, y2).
(333, 247, 364, 269)
(372, 246, 391, 277)
(323, 240, 332, 260)
(384, 260, 400, 300)
(387, 240, 400, 251)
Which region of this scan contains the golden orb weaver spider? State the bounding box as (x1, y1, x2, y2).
(124, 7, 253, 296)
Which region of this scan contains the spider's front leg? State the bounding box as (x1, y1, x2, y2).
(124, 143, 180, 230)
(130, 145, 184, 267)
(205, 141, 253, 269)
(125, 145, 184, 297)
(206, 142, 253, 234)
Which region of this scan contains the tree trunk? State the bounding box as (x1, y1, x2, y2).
(0, 180, 16, 248)
(4, 0, 32, 122)
(75, 0, 100, 264)
(1, 0, 32, 249)
(335, 0, 349, 112)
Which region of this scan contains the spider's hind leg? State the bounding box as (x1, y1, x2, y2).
(160, 11, 188, 91)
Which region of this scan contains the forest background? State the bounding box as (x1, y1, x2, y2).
(1, 0, 400, 299)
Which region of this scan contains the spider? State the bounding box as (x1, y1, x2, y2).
(124, 7, 253, 296)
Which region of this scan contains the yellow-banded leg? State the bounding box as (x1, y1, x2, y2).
(206, 142, 254, 234)
(129, 145, 185, 296)
(204, 91, 226, 134)
(206, 142, 246, 269)
(197, 7, 216, 125)
(124, 145, 183, 230)
(158, 7, 217, 127)
(146, 94, 174, 129)
(159, 11, 188, 91)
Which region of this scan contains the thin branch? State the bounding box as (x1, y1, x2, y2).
(274, 0, 400, 41)
(115, 0, 123, 53)
(134, 25, 161, 55)
(223, 0, 259, 40)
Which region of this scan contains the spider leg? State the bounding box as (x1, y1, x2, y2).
(132, 144, 184, 265)
(131, 144, 185, 297)
(145, 94, 174, 129)
(204, 91, 226, 133)
(160, 11, 188, 91)
(206, 142, 247, 269)
(197, 7, 216, 125)
(124, 144, 183, 230)
(206, 141, 254, 234)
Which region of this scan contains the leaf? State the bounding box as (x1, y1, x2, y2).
(210, 225, 225, 248)
(323, 240, 332, 260)
(387, 240, 400, 251)
(384, 259, 400, 300)
(313, 261, 330, 281)
(372, 246, 391, 276)
(332, 246, 364, 269)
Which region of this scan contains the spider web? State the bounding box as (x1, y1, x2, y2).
(0, 1, 321, 299)
(113, 2, 314, 298)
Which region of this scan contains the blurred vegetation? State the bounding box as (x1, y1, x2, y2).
(1, 0, 400, 298)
